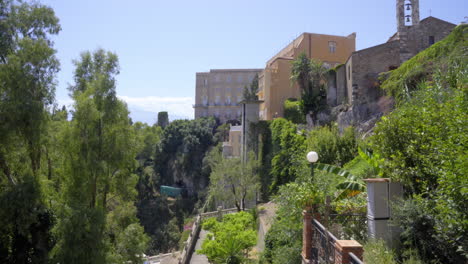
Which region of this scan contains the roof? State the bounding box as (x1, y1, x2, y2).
(230, 125, 242, 132)
(387, 16, 456, 42)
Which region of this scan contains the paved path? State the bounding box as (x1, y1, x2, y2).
(189, 229, 209, 264)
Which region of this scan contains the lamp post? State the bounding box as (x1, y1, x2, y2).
(306, 151, 318, 182)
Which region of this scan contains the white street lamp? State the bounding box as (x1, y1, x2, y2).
(307, 151, 319, 163)
(307, 151, 318, 182)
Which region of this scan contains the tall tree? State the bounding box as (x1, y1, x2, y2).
(242, 74, 259, 101)
(290, 53, 327, 118)
(0, 1, 60, 262)
(208, 150, 259, 211)
(52, 49, 148, 263)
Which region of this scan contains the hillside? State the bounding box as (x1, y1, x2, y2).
(381, 24, 467, 101)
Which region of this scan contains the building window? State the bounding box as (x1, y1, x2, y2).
(323, 62, 331, 69)
(204, 79, 208, 86)
(202, 95, 208, 105)
(348, 65, 351, 80)
(329, 41, 337, 53)
(237, 75, 243, 82)
(429, 36, 435, 45)
(226, 75, 232, 82)
(215, 95, 220, 105)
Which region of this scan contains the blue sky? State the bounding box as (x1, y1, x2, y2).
(42, 0, 466, 124)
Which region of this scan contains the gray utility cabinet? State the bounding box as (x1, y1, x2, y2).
(365, 178, 403, 248)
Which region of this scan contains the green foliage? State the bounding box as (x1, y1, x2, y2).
(381, 24, 467, 102)
(199, 212, 257, 264)
(269, 118, 306, 192)
(283, 98, 305, 124)
(178, 229, 191, 250)
(0, 1, 60, 262)
(290, 53, 328, 117)
(155, 117, 217, 188)
(249, 121, 272, 201)
(263, 188, 303, 264)
(133, 122, 162, 161)
(363, 240, 397, 264)
(364, 239, 425, 264)
(242, 73, 259, 101)
(371, 27, 467, 263)
(306, 124, 357, 166)
(157, 111, 169, 128)
(314, 163, 365, 200)
(52, 49, 147, 263)
(208, 149, 259, 211)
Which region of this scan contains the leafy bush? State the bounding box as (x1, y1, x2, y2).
(284, 98, 305, 124)
(371, 26, 467, 263)
(269, 118, 306, 192)
(363, 240, 397, 264)
(198, 212, 257, 264)
(306, 124, 357, 166)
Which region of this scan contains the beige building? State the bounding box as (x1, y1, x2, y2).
(194, 69, 262, 123)
(222, 125, 242, 157)
(258, 32, 356, 120)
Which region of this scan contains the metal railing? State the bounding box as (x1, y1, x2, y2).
(328, 213, 367, 243)
(349, 252, 364, 264)
(311, 219, 338, 264)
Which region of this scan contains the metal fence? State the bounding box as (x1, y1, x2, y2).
(349, 252, 364, 264)
(311, 219, 338, 264)
(328, 213, 367, 244)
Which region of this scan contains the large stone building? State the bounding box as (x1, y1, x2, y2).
(330, 0, 456, 129)
(194, 69, 262, 123)
(258, 32, 356, 120)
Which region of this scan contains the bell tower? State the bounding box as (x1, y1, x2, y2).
(397, 0, 420, 63)
(397, 0, 420, 30)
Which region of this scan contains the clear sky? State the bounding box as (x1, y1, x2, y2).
(42, 0, 466, 124)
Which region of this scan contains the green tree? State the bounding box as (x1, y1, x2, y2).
(199, 212, 257, 264)
(242, 73, 259, 101)
(52, 49, 148, 263)
(208, 150, 259, 211)
(290, 53, 327, 118)
(269, 118, 306, 192)
(0, 1, 60, 262)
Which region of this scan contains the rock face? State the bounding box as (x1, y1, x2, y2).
(336, 96, 394, 136)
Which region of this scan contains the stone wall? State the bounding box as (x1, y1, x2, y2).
(335, 64, 347, 105)
(405, 17, 456, 57)
(350, 41, 400, 106)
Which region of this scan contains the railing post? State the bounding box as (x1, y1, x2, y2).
(302, 209, 313, 264)
(302, 206, 321, 264)
(334, 240, 363, 264)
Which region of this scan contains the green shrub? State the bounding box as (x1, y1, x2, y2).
(284, 98, 305, 124)
(198, 212, 257, 263)
(363, 240, 397, 264)
(178, 229, 191, 250)
(372, 28, 467, 262)
(269, 118, 306, 192)
(306, 124, 357, 166)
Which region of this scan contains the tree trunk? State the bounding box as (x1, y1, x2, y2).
(0, 151, 15, 185)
